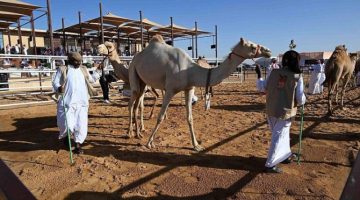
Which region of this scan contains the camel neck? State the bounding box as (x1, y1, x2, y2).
(108, 53, 129, 83)
(189, 55, 245, 87)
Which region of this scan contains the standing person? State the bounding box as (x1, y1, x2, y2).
(255, 64, 265, 93)
(95, 59, 117, 104)
(264, 50, 306, 173)
(308, 59, 325, 94)
(266, 58, 280, 80)
(14, 44, 20, 54)
(22, 44, 28, 55)
(52, 52, 97, 154)
(319, 59, 326, 92)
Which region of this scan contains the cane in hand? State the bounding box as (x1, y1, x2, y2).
(296, 104, 305, 164)
(61, 95, 74, 165)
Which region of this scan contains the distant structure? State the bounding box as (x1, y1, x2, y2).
(289, 39, 296, 50)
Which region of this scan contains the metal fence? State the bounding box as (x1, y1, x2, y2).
(0, 54, 245, 108)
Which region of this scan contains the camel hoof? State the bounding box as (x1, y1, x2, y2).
(146, 142, 153, 149)
(135, 133, 143, 139)
(194, 145, 204, 152)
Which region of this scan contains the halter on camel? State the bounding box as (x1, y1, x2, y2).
(204, 44, 261, 110)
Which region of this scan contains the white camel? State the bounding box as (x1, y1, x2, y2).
(97, 42, 161, 136)
(128, 35, 271, 151)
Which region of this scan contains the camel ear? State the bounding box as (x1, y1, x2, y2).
(240, 38, 244, 45)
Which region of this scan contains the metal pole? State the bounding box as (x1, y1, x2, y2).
(7, 27, 11, 46)
(31, 13, 37, 56)
(195, 21, 198, 58)
(140, 10, 143, 50)
(191, 35, 194, 58)
(117, 28, 120, 53)
(215, 25, 218, 66)
(170, 17, 174, 46)
(62, 18, 67, 54)
(99, 2, 104, 44)
(99, 2, 105, 78)
(17, 19, 23, 54)
(47, 0, 54, 55)
(78, 11, 83, 53)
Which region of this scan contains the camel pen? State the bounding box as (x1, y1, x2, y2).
(297, 104, 305, 164)
(61, 95, 74, 165)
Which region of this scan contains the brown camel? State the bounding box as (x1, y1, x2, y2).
(323, 45, 356, 115)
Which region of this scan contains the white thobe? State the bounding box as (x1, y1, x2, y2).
(256, 78, 265, 93)
(265, 76, 306, 168)
(308, 64, 325, 94)
(53, 66, 90, 144)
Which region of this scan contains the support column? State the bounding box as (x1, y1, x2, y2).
(195, 21, 198, 58)
(117, 28, 120, 53)
(47, 0, 54, 55)
(31, 12, 37, 55)
(7, 27, 11, 46)
(17, 19, 23, 54)
(62, 18, 67, 54)
(99, 2, 104, 44)
(78, 11, 83, 53)
(191, 35, 194, 58)
(170, 17, 174, 46)
(139, 10, 143, 50)
(215, 25, 218, 66)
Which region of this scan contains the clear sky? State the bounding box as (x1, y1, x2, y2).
(27, 0, 360, 58)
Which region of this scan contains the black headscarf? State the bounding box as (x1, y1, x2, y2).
(282, 50, 301, 74)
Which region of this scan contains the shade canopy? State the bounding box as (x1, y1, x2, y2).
(154, 24, 211, 36)
(88, 12, 132, 27)
(125, 18, 164, 30)
(0, 11, 23, 22)
(0, 20, 13, 29)
(0, 0, 40, 16)
(55, 22, 112, 34)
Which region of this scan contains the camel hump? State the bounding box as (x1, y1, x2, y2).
(150, 34, 165, 44)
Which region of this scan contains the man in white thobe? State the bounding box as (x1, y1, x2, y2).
(52, 52, 96, 154)
(265, 50, 306, 173)
(308, 59, 325, 94)
(266, 58, 280, 80)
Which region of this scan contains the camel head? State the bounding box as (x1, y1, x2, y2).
(230, 38, 271, 59)
(97, 41, 117, 56)
(334, 44, 347, 53)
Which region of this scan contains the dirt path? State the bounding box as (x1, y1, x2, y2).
(0, 78, 359, 200)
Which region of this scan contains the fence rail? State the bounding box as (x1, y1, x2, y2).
(0, 54, 235, 108)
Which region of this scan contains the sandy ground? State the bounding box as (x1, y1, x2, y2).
(0, 76, 359, 200)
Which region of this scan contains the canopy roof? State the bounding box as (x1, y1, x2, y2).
(55, 22, 112, 34)
(105, 26, 140, 35)
(0, 20, 13, 29)
(125, 18, 164, 30)
(88, 12, 132, 27)
(0, 0, 40, 16)
(0, 10, 22, 22)
(154, 24, 211, 36)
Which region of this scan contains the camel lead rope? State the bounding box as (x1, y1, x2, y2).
(61, 95, 74, 165)
(205, 68, 213, 111)
(297, 104, 305, 164)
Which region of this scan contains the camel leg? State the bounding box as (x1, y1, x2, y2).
(340, 74, 351, 109)
(335, 84, 339, 104)
(146, 91, 175, 149)
(185, 88, 204, 152)
(134, 84, 146, 138)
(128, 92, 139, 138)
(148, 87, 159, 119)
(328, 67, 342, 115)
